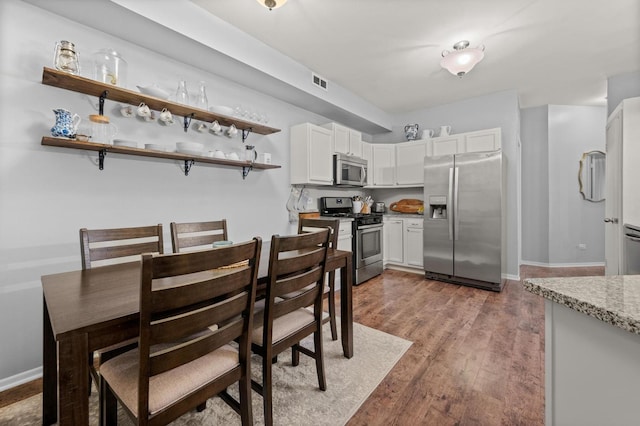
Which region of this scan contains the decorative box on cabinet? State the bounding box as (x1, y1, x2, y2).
(290, 123, 333, 185)
(321, 122, 363, 157)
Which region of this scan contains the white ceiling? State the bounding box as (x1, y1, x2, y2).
(192, 0, 640, 113)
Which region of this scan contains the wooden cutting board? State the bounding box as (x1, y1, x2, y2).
(389, 199, 424, 213)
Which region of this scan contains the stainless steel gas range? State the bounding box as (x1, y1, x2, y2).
(320, 197, 383, 285)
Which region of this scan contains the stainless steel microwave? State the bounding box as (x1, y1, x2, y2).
(334, 153, 367, 187)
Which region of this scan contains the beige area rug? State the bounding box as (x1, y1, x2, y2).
(0, 322, 411, 425)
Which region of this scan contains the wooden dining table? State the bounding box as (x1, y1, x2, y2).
(40, 247, 353, 426)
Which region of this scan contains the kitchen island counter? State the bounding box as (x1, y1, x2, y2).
(523, 275, 640, 334)
(524, 275, 640, 426)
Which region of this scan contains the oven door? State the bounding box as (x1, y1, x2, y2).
(356, 224, 383, 267)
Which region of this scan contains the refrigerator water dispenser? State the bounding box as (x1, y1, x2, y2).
(429, 196, 447, 219)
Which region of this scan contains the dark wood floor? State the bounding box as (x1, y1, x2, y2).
(0, 264, 604, 425)
(345, 265, 604, 426)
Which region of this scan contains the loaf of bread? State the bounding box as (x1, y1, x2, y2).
(389, 199, 424, 213)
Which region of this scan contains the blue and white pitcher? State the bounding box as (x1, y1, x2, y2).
(51, 108, 81, 138)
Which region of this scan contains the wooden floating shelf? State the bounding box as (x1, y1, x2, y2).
(41, 137, 281, 173)
(41, 67, 280, 136)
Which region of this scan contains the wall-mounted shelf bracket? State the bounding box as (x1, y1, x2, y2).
(98, 149, 107, 170)
(184, 159, 195, 176)
(98, 90, 109, 115)
(183, 113, 194, 132)
(242, 128, 252, 143)
(242, 165, 252, 180)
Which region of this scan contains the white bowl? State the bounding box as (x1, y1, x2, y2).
(226, 152, 240, 161)
(137, 85, 170, 99)
(113, 139, 139, 148)
(209, 105, 234, 116)
(176, 142, 204, 155)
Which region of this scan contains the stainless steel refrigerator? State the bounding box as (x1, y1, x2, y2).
(423, 150, 504, 291)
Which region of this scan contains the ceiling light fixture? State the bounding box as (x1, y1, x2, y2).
(440, 40, 485, 77)
(256, 0, 288, 10)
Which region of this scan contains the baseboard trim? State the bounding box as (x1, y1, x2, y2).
(384, 264, 424, 275)
(502, 273, 520, 281)
(521, 260, 605, 268)
(0, 367, 42, 392)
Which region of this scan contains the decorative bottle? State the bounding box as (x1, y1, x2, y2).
(195, 81, 208, 110)
(176, 80, 189, 105)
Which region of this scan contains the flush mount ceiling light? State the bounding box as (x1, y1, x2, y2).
(440, 40, 485, 77)
(256, 0, 288, 10)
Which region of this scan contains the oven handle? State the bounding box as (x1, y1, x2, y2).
(358, 223, 383, 230)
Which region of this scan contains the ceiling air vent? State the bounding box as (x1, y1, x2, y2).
(312, 73, 328, 91)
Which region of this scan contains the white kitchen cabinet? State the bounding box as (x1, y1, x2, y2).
(462, 128, 502, 153)
(337, 219, 353, 252)
(405, 218, 424, 268)
(383, 217, 404, 263)
(372, 144, 395, 186)
(321, 122, 363, 157)
(427, 135, 462, 156)
(290, 123, 333, 185)
(395, 141, 427, 185)
(362, 142, 373, 186)
(384, 216, 424, 271)
(426, 127, 501, 157)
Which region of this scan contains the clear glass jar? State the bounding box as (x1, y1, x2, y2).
(93, 49, 127, 87)
(194, 81, 208, 110)
(53, 41, 80, 75)
(176, 80, 189, 105)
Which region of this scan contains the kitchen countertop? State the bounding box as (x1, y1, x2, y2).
(523, 275, 640, 335)
(383, 212, 425, 218)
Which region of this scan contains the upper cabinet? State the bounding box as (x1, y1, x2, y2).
(426, 127, 501, 156)
(321, 122, 363, 157)
(362, 142, 374, 186)
(290, 123, 333, 185)
(396, 141, 427, 185)
(372, 144, 396, 186)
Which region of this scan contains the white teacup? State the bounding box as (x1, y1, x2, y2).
(136, 102, 151, 118)
(226, 124, 238, 138)
(159, 108, 173, 125)
(212, 149, 226, 159)
(209, 120, 222, 134)
(120, 105, 134, 118)
(144, 110, 158, 122)
(195, 122, 208, 132)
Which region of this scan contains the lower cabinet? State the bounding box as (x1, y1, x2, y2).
(337, 219, 353, 252)
(383, 216, 423, 271)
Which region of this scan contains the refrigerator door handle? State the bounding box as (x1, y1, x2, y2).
(453, 167, 460, 241)
(448, 167, 454, 241)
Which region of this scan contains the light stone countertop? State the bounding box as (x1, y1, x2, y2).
(383, 212, 425, 218)
(523, 275, 640, 335)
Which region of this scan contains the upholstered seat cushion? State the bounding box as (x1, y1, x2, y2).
(100, 344, 239, 416)
(251, 308, 315, 346)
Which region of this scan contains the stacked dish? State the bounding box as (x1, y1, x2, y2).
(113, 139, 139, 148)
(176, 142, 204, 156)
(144, 143, 171, 152)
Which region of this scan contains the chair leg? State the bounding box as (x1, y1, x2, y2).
(314, 330, 326, 391)
(196, 401, 207, 412)
(263, 356, 273, 426)
(327, 278, 338, 341)
(99, 377, 117, 426)
(239, 371, 253, 425)
(292, 344, 300, 366)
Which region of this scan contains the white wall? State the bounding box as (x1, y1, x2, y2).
(520, 105, 606, 266)
(607, 71, 640, 116)
(371, 90, 521, 279)
(0, 0, 332, 387)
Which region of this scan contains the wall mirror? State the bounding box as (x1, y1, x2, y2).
(578, 150, 606, 202)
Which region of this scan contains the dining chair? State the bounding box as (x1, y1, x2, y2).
(99, 238, 262, 426)
(79, 224, 165, 389)
(296, 217, 341, 340)
(170, 219, 228, 253)
(251, 229, 331, 426)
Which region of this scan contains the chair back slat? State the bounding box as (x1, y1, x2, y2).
(298, 218, 340, 248)
(276, 229, 329, 252)
(272, 266, 324, 298)
(170, 220, 228, 253)
(153, 242, 252, 277)
(276, 248, 326, 277)
(79, 225, 163, 269)
(149, 321, 245, 376)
